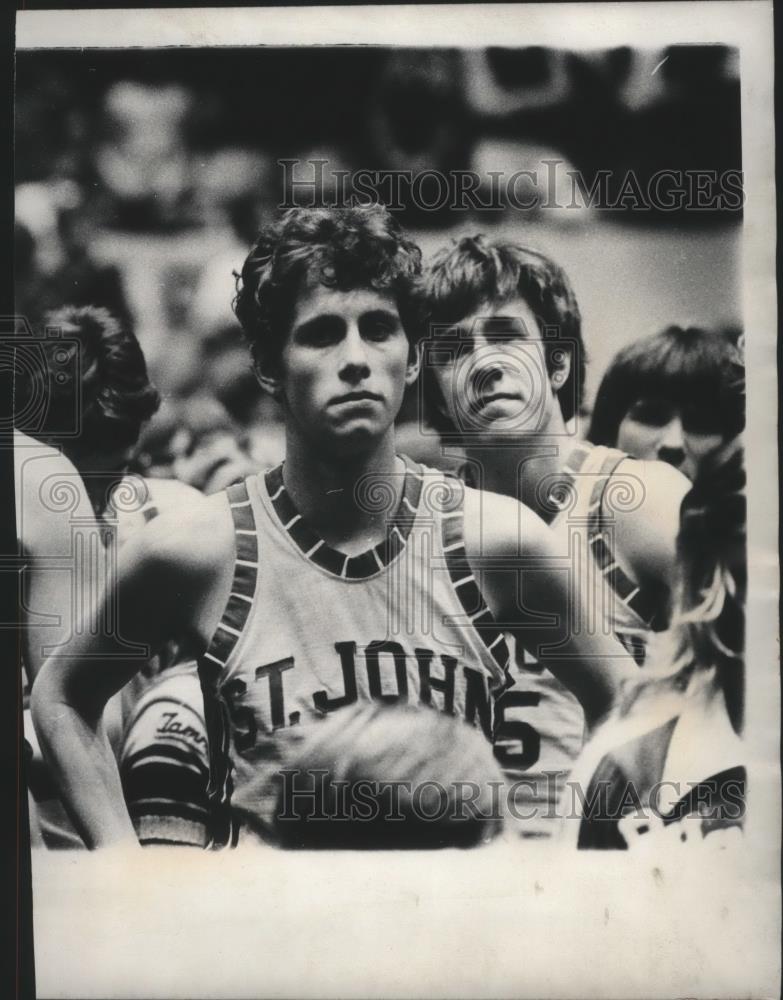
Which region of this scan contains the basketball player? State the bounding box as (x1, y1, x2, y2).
(565, 436, 746, 849)
(14, 429, 103, 847)
(417, 236, 692, 835)
(32, 206, 636, 850)
(18, 305, 208, 847)
(109, 477, 211, 849)
(22, 305, 161, 520)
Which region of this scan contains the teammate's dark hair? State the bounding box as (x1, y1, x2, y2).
(416, 236, 585, 431)
(39, 304, 160, 474)
(588, 325, 745, 447)
(234, 206, 422, 375)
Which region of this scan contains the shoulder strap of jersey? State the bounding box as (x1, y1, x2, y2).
(439, 473, 512, 693)
(584, 447, 662, 645)
(197, 478, 258, 849)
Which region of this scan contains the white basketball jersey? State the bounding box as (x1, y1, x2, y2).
(466, 443, 665, 838)
(197, 457, 511, 846)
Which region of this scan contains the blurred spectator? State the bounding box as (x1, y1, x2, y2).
(365, 51, 470, 225)
(95, 81, 199, 231)
(587, 325, 744, 480)
(191, 147, 273, 231)
(462, 48, 571, 118)
(15, 182, 134, 331)
(619, 45, 741, 223)
(188, 153, 272, 390)
(130, 393, 259, 493)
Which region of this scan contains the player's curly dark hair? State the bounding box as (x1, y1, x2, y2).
(588, 325, 745, 448)
(415, 236, 586, 431)
(41, 305, 161, 459)
(234, 205, 422, 374)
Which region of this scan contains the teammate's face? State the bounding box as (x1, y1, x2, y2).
(616, 397, 723, 480)
(430, 297, 566, 441)
(276, 282, 417, 451)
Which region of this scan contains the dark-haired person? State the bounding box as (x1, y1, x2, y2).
(33, 205, 636, 849)
(588, 325, 745, 481)
(17, 304, 156, 845)
(18, 306, 209, 847)
(27, 305, 161, 519)
(565, 437, 746, 850)
(417, 236, 691, 836)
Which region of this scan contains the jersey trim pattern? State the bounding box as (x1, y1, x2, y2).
(198, 480, 257, 848)
(263, 457, 423, 580)
(438, 477, 512, 691)
(556, 443, 660, 664)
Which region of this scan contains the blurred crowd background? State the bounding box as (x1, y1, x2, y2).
(15, 45, 743, 483)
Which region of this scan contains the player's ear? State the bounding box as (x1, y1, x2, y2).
(405, 342, 422, 387)
(549, 347, 572, 394)
(254, 353, 285, 399)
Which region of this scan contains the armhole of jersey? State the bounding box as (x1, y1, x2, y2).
(587, 450, 660, 661)
(546, 442, 591, 518)
(197, 479, 258, 849)
(440, 476, 512, 693)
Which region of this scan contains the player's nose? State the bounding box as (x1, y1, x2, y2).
(338, 325, 371, 380)
(656, 417, 686, 467)
(466, 339, 510, 389)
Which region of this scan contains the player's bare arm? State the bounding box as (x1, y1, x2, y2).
(612, 457, 691, 593)
(15, 432, 100, 681)
(462, 488, 638, 727)
(30, 496, 234, 848)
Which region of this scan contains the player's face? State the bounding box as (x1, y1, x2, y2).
(430, 296, 563, 441)
(278, 282, 416, 451)
(616, 397, 723, 480)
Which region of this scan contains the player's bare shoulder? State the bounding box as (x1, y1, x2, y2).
(462, 484, 555, 561)
(115, 485, 238, 654)
(610, 455, 690, 586)
(614, 454, 691, 510)
(123, 486, 233, 579)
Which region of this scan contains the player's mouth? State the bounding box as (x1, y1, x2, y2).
(471, 392, 521, 413)
(329, 390, 384, 407)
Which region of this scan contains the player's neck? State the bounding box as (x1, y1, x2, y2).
(463, 410, 583, 522)
(282, 430, 404, 554)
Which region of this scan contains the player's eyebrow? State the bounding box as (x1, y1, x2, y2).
(477, 315, 533, 336)
(359, 308, 400, 327)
